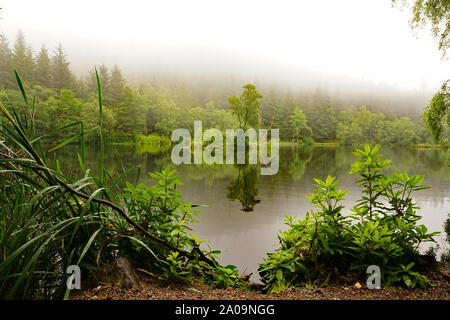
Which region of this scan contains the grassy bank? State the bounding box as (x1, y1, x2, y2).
(111, 139, 444, 150)
(412, 144, 444, 149)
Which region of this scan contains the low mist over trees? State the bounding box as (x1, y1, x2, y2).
(0, 31, 437, 147)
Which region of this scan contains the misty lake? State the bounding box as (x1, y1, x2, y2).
(55, 144, 449, 282)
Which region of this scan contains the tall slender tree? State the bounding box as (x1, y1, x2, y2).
(11, 31, 34, 81)
(289, 108, 312, 142)
(85, 64, 110, 98)
(109, 64, 125, 105)
(0, 33, 13, 88)
(50, 43, 75, 90)
(114, 86, 145, 136)
(229, 84, 263, 130)
(34, 45, 51, 87)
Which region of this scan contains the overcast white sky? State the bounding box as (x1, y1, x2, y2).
(0, 0, 448, 92)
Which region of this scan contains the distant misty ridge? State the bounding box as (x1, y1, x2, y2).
(0, 29, 437, 120)
(0, 29, 436, 149)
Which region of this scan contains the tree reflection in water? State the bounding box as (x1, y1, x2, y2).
(227, 164, 260, 212)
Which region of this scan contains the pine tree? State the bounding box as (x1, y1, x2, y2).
(11, 31, 34, 81)
(50, 43, 75, 90)
(109, 65, 125, 105)
(73, 76, 88, 99)
(85, 64, 110, 96)
(85, 69, 99, 94)
(0, 33, 13, 88)
(97, 64, 110, 97)
(114, 87, 145, 136)
(25, 46, 35, 80)
(34, 46, 51, 87)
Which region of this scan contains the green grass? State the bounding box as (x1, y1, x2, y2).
(278, 140, 339, 147)
(313, 142, 340, 146)
(412, 143, 443, 149)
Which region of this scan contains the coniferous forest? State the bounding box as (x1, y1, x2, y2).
(0, 31, 441, 147)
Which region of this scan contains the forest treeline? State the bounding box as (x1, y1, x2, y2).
(0, 31, 434, 146)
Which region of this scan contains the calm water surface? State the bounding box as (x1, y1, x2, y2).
(56, 144, 449, 282)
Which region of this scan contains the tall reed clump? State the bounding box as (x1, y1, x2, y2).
(0, 70, 243, 299)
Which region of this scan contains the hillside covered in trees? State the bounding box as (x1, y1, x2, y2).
(0, 31, 435, 147)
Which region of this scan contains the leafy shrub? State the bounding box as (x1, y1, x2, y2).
(385, 262, 429, 289)
(206, 265, 241, 289)
(259, 144, 439, 293)
(135, 133, 171, 147)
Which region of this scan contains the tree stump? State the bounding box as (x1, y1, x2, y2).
(96, 257, 141, 289)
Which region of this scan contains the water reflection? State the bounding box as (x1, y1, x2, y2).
(49, 143, 449, 281)
(286, 145, 314, 181)
(227, 164, 260, 212)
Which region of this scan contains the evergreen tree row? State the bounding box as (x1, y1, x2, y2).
(0, 31, 126, 103)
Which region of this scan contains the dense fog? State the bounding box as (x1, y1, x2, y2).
(1, 0, 448, 117)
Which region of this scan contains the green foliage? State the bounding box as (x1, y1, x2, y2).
(0, 80, 104, 298)
(108, 65, 125, 105)
(229, 84, 263, 130)
(392, 0, 449, 56)
(135, 133, 171, 147)
(0, 71, 241, 299)
(0, 175, 102, 299)
(350, 220, 402, 267)
(442, 214, 450, 262)
(337, 106, 426, 146)
(112, 87, 146, 139)
(160, 252, 192, 284)
(43, 89, 83, 135)
(80, 99, 117, 139)
(180, 101, 238, 135)
(34, 46, 51, 87)
(423, 79, 449, 146)
(207, 264, 241, 289)
(119, 167, 200, 254)
(349, 144, 391, 218)
(307, 104, 337, 141)
(386, 262, 429, 289)
(11, 31, 34, 83)
(0, 30, 433, 147)
(258, 249, 302, 293)
(0, 34, 13, 88)
(50, 44, 75, 91)
(259, 144, 439, 292)
(392, 1, 449, 155)
(288, 108, 312, 143)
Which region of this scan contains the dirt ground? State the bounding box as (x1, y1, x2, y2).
(71, 268, 449, 300)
